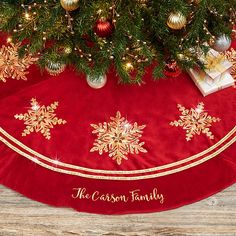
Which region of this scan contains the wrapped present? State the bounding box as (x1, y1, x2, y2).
(188, 69, 235, 96)
(199, 49, 232, 84)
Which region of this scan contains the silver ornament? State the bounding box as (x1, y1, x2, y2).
(212, 34, 231, 52)
(86, 74, 107, 89)
(46, 60, 66, 76)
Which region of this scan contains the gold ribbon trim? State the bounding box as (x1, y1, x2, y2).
(0, 133, 235, 180)
(0, 126, 235, 174)
(0, 126, 236, 180)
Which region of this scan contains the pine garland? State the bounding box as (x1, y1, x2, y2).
(0, 0, 235, 83)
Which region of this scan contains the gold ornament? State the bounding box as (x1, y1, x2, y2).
(123, 62, 134, 73)
(167, 12, 187, 30)
(137, 0, 148, 6)
(177, 53, 185, 60)
(188, 0, 201, 4)
(177, 53, 191, 62)
(64, 46, 72, 54)
(60, 0, 80, 11)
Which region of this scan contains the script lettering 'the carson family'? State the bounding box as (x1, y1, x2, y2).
(129, 188, 164, 203)
(72, 187, 164, 204)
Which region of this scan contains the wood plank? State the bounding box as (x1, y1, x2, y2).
(1, 184, 236, 235)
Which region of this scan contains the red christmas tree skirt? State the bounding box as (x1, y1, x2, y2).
(0, 53, 236, 214)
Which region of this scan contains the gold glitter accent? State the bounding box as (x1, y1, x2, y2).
(0, 43, 37, 82)
(90, 111, 147, 165)
(170, 103, 220, 141)
(0, 127, 235, 180)
(223, 48, 236, 79)
(0, 126, 235, 175)
(14, 98, 67, 140)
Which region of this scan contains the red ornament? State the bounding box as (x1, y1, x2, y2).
(163, 59, 182, 77)
(94, 18, 114, 38)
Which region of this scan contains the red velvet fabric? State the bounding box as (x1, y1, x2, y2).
(0, 42, 235, 214)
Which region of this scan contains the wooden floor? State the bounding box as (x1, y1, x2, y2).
(0, 184, 236, 236)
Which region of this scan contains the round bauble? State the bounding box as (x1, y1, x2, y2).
(64, 46, 72, 54)
(123, 62, 134, 73)
(167, 12, 187, 30)
(177, 53, 185, 61)
(46, 60, 66, 76)
(137, 0, 148, 6)
(60, 0, 80, 11)
(188, 0, 201, 4)
(86, 74, 107, 89)
(177, 53, 191, 62)
(163, 59, 182, 77)
(212, 34, 231, 52)
(94, 18, 114, 38)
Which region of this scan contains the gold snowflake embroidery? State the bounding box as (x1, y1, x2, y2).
(90, 111, 147, 165)
(170, 103, 220, 141)
(0, 43, 37, 82)
(14, 98, 67, 140)
(222, 48, 236, 79)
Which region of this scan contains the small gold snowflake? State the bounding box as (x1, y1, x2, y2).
(0, 43, 37, 82)
(222, 48, 236, 79)
(15, 98, 67, 140)
(170, 103, 220, 141)
(90, 111, 147, 165)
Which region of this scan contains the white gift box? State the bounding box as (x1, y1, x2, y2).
(199, 49, 232, 85)
(188, 69, 235, 96)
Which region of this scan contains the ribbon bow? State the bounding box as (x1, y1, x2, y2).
(205, 53, 224, 71)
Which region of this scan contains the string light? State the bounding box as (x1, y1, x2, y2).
(4, 0, 234, 82)
(97, 9, 102, 14)
(7, 37, 12, 43)
(24, 12, 31, 20)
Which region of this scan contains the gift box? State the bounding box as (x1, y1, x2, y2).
(188, 69, 235, 96)
(199, 49, 232, 85)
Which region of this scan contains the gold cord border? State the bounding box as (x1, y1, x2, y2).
(0, 133, 235, 180)
(0, 126, 235, 180)
(0, 126, 235, 174)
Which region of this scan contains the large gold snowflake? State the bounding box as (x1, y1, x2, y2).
(223, 48, 236, 79)
(170, 103, 220, 141)
(15, 98, 67, 140)
(0, 43, 37, 82)
(90, 111, 147, 165)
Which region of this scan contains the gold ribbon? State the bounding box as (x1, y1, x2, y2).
(213, 74, 224, 91)
(205, 53, 225, 72)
